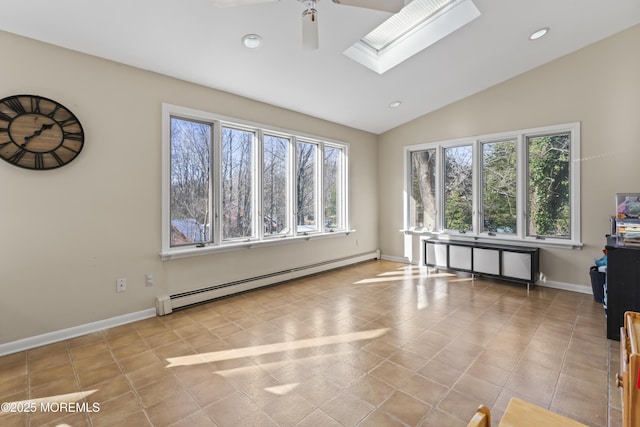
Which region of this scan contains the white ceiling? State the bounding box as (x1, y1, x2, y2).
(1, 0, 639, 134)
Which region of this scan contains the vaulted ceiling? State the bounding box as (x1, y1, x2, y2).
(1, 0, 639, 134)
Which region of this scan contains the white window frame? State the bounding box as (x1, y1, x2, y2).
(404, 122, 581, 249)
(324, 142, 347, 232)
(161, 103, 351, 260)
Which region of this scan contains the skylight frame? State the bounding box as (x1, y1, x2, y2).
(343, 0, 481, 74)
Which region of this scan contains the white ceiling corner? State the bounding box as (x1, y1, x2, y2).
(0, 0, 638, 134)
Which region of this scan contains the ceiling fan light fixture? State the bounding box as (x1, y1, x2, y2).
(241, 33, 263, 48)
(301, 5, 319, 50)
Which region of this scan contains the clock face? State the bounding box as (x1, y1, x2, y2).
(0, 94, 84, 170)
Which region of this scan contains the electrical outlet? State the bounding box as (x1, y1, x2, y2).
(145, 274, 154, 287)
(116, 278, 127, 292)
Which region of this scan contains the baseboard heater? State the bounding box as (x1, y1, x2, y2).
(156, 250, 380, 315)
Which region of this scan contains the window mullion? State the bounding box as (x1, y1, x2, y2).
(291, 136, 299, 237)
(516, 134, 526, 240)
(472, 140, 481, 235)
(212, 120, 222, 247)
(570, 126, 581, 244)
(435, 146, 443, 232)
(256, 129, 264, 241)
(318, 142, 325, 233)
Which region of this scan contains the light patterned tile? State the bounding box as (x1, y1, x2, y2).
(379, 390, 431, 426)
(0, 260, 614, 427)
(321, 391, 375, 426)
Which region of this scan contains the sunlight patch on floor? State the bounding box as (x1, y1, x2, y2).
(165, 328, 389, 368)
(264, 383, 300, 395)
(354, 272, 453, 284)
(212, 351, 351, 379)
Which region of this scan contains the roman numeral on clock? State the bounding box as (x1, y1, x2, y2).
(3, 97, 25, 114)
(30, 96, 42, 114)
(50, 151, 65, 166)
(34, 153, 44, 169)
(8, 148, 26, 164)
(63, 131, 84, 141)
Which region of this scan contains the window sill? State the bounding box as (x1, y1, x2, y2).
(161, 230, 356, 261)
(401, 229, 583, 250)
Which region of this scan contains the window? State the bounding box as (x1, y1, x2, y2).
(263, 134, 290, 236)
(405, 123, 581, 247)
(409, 149, 436, 230)
(443, 144, 473, 232)
(527, 132, 571, 239)
(169, 117, 212, 247)
(481, 139, 517, 235)
(162, 104, 349, 258)
(296, 141, 318, 233)
(222, 126, 254, 241)
(324, 145, 344, 231)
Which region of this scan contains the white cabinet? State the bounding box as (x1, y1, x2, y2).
(422, 238, 539, 287)
(502, 251, 532, 281)
(473, 248, 500, 275)
(425, 241, 448, 268)
(449, 245, 472, 270)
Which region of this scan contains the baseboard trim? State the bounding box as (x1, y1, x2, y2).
(380, 254, 413, 264)
(536, 279, 592, 295)
(0, 266, 592, 357)
(0, 308, 156, 356)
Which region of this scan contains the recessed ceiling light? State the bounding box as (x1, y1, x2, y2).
(529, 27, 549, 40)
(241, 34, 262, 49)
(389, 101, 402, 108)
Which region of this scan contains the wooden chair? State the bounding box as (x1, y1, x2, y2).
(467, 404, 491, 427)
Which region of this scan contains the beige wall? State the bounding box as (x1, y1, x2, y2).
(378, 24, 640, 290)
(3, 23, 639, 345)
(0, 31, 379, 344)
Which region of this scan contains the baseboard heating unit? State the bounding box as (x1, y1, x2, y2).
(156, 250, 380, 315)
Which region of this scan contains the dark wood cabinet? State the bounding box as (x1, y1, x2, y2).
(605, 244, 640, 340)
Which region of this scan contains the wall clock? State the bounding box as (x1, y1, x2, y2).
(0, 94, 84, 170)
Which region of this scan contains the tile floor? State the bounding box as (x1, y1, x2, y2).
(0, 260, 620, 427)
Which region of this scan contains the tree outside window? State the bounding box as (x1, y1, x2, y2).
(527, 133, 570, 238)
(482, 139, 517, 234)
(405, 123, 579, 246)
(324, 146, 342, 230)
(410, 149, 436, 230)
(296, 141, 317, 233)
(444, 145, 473, 232)
(263, 134, 289, 236)
(170, 117, 211, 246)
(222, 126, 254, 240)
(163, 104, 350, 254)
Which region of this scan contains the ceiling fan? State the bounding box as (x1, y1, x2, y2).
(211, 0, 405, 50)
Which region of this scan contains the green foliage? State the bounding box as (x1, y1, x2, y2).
(445, 188, 473, 230)
(528, 134, 570, 237)
(482, 140, 517, 233)
(409, 132, 571, 238)
(444, 145, 472, 231)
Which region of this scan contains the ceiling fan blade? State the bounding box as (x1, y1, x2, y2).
(211, 0, 279, 8)
(332, 0, 404, 13)
(302, 8, 319, 50)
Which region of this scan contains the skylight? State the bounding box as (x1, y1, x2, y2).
(343, 0, 480, 74)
